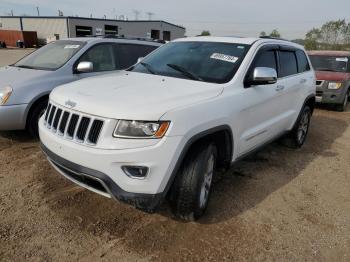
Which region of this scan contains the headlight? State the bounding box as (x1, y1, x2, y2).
(328, 82, 342, 90)
(113, 120, 170, 139)
(0, 86, 13, 105)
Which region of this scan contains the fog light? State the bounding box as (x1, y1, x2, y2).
(122, 166, 149, 179)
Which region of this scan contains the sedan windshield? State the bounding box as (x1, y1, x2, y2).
(130, 41, 250, 84)
(14, 40, 85, 71)
(309, 55, 349, 73)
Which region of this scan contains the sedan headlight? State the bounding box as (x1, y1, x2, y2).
(328, 82, 342, 90)
(113, 120, 170, 139)
(0, 86, 13, 105)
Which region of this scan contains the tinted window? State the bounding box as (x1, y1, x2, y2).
(78, 44, 116, 72)
(296, 50, 310, 73)
(309, 55, 349, 73)
(116, 44, 158, 69)
(130, 42, 250, 84)
(279, 51, 298, 77)
(254, 50, 277, 70)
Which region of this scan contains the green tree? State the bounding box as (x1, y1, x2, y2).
(199, 30, 211, 36)
(304, 28, 321, 50)
(260, 31, 267, 37)
(269, 29, 281, 38)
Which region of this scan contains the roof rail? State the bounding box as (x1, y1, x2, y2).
(89, 34, 166, 44)
(259, 36, 290, 42)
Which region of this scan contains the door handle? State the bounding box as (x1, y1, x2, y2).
(276, 85, 285, 91)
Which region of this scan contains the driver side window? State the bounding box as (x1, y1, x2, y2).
(78, 44, 116, 72)
(246, 49, 277, 81)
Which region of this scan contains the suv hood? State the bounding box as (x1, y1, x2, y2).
(51, 71, 223, 120)
(0, 66, 52, 88)
(315, 71, 350, 82)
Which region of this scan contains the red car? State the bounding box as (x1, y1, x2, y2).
(308, 51, 350, 111)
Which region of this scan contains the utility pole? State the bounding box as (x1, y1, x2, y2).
(146, 12, 154, 20)
(11, 10, 14, 16)
(36, 6, 40, 16)
(133, 10, 140, 20)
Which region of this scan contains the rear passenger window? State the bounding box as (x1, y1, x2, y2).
(279, 51, 298, 77)
(115, 44, 158, 69)
(296, 50, 310, 73)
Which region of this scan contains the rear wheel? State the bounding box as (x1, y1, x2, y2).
(283, 106, 311, 148)
(170, 143, 217, 221)
(27, 100, 48, 137)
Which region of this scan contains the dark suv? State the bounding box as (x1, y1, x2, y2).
(308, 51, 350, 111)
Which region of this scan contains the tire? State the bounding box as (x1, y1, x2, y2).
(335, 91, 349, 112)
(283, 105, 311, 149)
(170, 143, 217, 221)
(27, 100, 48, 138)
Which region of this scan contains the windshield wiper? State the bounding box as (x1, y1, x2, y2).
(140, 62, 156, 74)
(167, 63, 203, 81)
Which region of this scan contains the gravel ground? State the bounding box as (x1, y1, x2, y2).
(0, 49, 349, 261)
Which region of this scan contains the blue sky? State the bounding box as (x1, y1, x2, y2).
(1, 0, 349, 39)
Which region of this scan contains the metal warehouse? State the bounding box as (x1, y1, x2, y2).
(0, 16, 186, 44)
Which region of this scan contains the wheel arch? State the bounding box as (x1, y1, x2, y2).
(25, 93, 50, 129)
(163, 125, 234, 199)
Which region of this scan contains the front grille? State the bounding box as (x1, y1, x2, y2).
(316, 80, 323, 86)
(316, 91, 323, 96)
(44, 102, 104, 145)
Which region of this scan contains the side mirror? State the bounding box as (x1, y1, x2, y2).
(76, 61, 93, 73)
(246, 67, 277, 87)
(137, 57, 144, 64)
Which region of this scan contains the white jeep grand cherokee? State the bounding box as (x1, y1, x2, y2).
(39, 36, 316, 221)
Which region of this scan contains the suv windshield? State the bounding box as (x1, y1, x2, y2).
(130, 41, 250, 84)
(14, 40, 85, 71)
(309, 55, 349, 73)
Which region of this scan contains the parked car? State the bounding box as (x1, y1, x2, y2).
(0, 37, 162, 136)
(39, 36, 315, 221)
(308, 50, 350, 111)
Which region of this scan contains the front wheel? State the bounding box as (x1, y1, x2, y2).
(283, 106, 311, 148)
(169, 143, 217, 221)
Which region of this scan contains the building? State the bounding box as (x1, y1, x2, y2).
(0, 16, 185, 45)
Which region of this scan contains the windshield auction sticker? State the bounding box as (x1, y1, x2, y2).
(210, 53, 239, 63)
(336, 57, 349, 62)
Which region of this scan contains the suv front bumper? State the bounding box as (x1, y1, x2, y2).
(316, 81, 348, 104)
(39, 117, 184, 211)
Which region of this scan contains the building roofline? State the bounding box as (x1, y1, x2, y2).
(0, 16, 185, 30)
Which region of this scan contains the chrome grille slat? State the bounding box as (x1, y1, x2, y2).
(44, 102, 104, 146)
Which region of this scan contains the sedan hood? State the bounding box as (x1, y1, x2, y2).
(315, 71, 350, 82)
(0, 66, 52, 88)
(51, 71, 223, 120)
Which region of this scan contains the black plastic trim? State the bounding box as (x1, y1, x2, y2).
(160, 125, 234, 199)
(40, 143, 162, 212)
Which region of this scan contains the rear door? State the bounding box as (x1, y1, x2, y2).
(276, 48, 311, 130)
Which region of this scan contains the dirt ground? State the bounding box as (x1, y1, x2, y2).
(0, 49, 349, 261)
